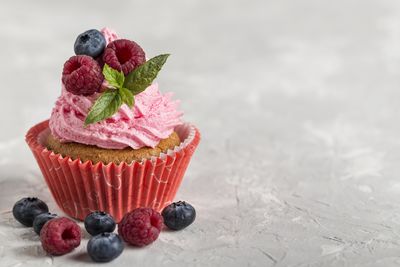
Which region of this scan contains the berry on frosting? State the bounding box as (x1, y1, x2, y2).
(62, 55, 103, 96)
(74, 29, 106, 58)
(118, 208, 163, 247)
(12, 197, 49, 227)
(40, 217, 81, 255)
(102, 39, 145, 75)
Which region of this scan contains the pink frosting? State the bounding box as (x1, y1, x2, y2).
(50, 27, 183, 150)
(49, 84, 183, 149)
(100, 27, 119, 45)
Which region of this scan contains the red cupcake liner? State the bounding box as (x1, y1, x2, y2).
(26, 120, 200, 222)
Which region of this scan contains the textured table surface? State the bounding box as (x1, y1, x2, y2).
(2, 0, 400, 266)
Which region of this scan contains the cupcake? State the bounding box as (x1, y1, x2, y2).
(26, 28, 200, 222)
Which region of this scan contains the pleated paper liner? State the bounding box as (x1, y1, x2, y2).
(26, 120, 200, 222)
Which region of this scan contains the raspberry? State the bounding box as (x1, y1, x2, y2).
(118, 208, 163, 247)
(102, 39, 145, 75)
(40, 217, 81, 255)
(62, 55, 103, 96)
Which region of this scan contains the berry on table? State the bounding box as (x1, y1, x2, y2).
(103, 39, 145, 75)
(12, 197, 49, 227)
(40, 217, 81, 255)
(161, 201, 196, 230)
(33, 212, 57, 235)
(84, 211, 116, 236)
(87, 232, 124, 262)
(118, 208, 163, 247)
(62, 55, 103, 96)
(74, 29, 106, 58)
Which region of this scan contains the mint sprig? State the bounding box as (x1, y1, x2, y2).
(84, 55, 169, 126)
(102, 64, 124, 89)
(119, 87, 134, 108)
(124, 54, 170, 94)
(85, 90, 121, 125)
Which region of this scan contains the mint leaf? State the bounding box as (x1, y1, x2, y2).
(85, 90, 122, 125)
(85, 54, 170, 125)
(124, 54, 170, 95)
(119, 87, 134, 108)
(103, 64, 125, 88)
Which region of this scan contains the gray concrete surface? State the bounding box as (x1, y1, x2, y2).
(2, 0, 400, 266)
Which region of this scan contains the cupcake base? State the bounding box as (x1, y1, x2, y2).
(46, 132, 181, 164)
(26, 120, 200, 222)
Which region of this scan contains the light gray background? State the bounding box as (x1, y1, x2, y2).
(1, 0, 400, 266)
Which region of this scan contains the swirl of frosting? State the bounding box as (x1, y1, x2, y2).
(100, 27, 118, 45)
(49, 83, 183, 149)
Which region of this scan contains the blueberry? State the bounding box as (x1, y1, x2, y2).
(32, 212, 57, 235)
(74, 29, 106, 58)
(161, 201, 196, 230)
(84, 211, 116, 236)
(87, 232, 124, 262)
(12, 197, 49, 227)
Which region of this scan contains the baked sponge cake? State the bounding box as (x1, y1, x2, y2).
(25, 27, 200, 222)
(46, 131, 181, 164)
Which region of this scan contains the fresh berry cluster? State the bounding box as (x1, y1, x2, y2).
(12, 197, 49, 227)
(12, 197, 81, 255)
(62, 29, 146, 96)
(13, 197, 196, 263)
(83, 211, 124, 262)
